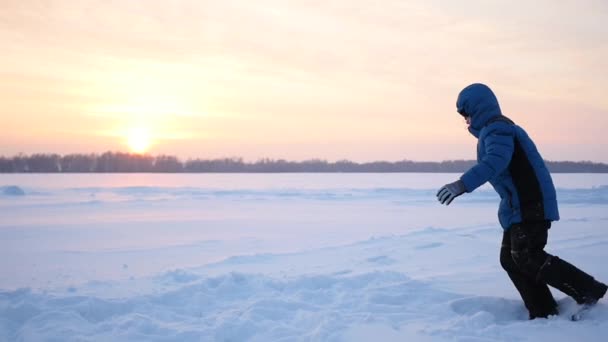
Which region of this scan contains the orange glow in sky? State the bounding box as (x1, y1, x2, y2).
(125, 127, 152, 154)
(1, 1, 607, 162)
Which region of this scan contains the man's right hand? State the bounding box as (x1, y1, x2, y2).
(436, 180, 466, 205)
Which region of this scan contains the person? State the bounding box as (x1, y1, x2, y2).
(436, 83, 607, 319)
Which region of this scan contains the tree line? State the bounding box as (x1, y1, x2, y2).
(1, 152, 607, 173)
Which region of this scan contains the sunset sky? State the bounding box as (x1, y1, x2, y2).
(1, 0, 607, 162)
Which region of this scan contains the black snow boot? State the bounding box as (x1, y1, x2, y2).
(585, 279, 608, 305)
(529, 304, 559, 320)
(537, 256, 608, 305)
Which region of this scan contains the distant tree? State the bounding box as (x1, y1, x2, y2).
(1, 152, 607, 173)
(60, 154, 96, 172)
(0, 157, 13, 172)
(154, 155, 183, 172)
(129, 153, 154, 172)
(546, 160, 608, 173)
(27, 154, 60, 172)
(334, 159, 357, 172)
(92, 152, 152, 172)
(184, 158, 245, 172)
(95, 152, 113, 172)
(12, 154, 30, 172)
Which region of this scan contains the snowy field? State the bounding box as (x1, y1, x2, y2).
(1, 173, 608, 341)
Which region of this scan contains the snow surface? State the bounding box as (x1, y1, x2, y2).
(1, 173, 608, 341)
(1, 185, 25, 196)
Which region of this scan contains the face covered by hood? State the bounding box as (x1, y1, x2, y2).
(456, 83, 503, 138)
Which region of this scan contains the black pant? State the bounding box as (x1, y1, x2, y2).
(500, 221, 558, 318)
(500, 221, 607, 319)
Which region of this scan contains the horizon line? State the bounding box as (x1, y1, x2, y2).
(1, 151, 607, 166)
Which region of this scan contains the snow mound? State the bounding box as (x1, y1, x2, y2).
(3, 270, 608, 341)
(1, 185, 25, 196)
(0, 271, 454, 341)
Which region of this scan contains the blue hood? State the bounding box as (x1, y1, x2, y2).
(456, 83, 502, 137)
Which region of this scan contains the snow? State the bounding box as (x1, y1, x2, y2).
(1, 173, 608, 341)
(1, 185, 25, 196)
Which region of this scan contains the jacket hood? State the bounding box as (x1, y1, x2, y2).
(456, 83, 502, 137)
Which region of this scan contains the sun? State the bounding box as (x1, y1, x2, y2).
(126, 127, 152, 154)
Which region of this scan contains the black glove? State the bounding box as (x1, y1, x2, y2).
(436, 180, 466, 205)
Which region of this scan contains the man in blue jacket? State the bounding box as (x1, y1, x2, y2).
(437, 83, 607, 319)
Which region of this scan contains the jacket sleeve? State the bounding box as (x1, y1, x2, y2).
(460, 125, 515, 192)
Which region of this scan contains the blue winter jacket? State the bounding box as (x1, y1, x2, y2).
(456, 83, 559, 229)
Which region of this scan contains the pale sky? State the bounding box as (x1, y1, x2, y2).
(1, 0, 607, 162)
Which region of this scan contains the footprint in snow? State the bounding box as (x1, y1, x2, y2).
(366, 256, 397, 265)
(415, 242, 443, 250)
(449, 296, 527, 323)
